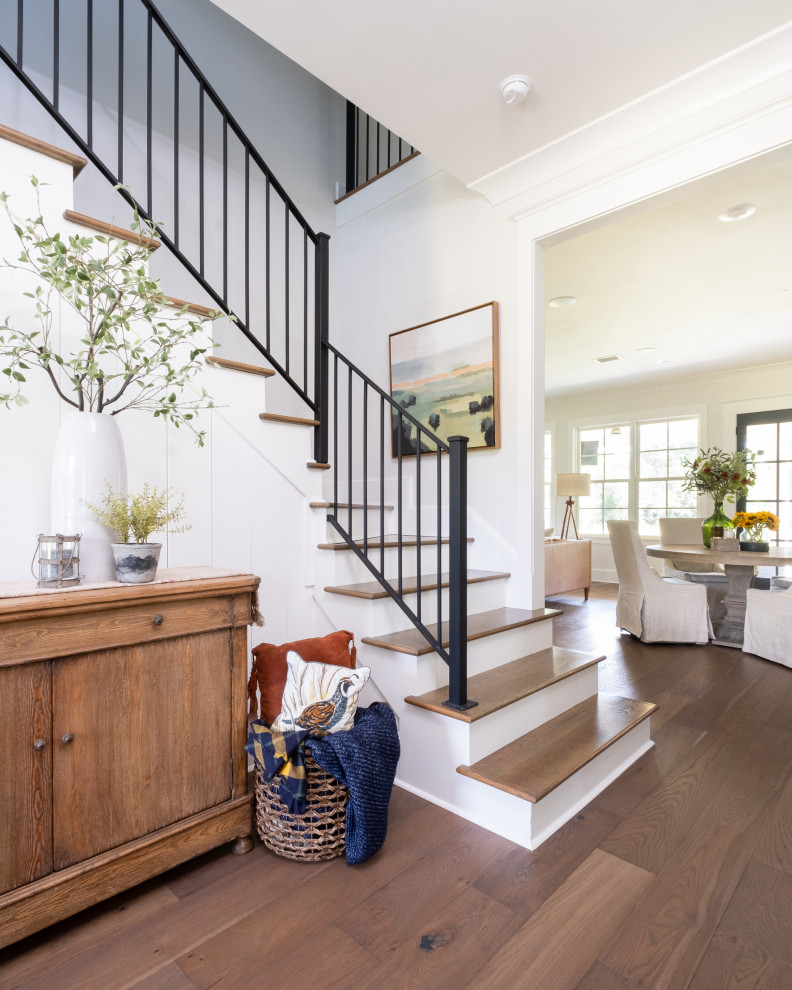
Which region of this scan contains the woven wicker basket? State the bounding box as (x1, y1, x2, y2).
(255, 747, 349, 861)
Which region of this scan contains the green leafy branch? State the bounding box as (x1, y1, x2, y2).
(0, 177, 220, 445)
(84, 482, 190, 544)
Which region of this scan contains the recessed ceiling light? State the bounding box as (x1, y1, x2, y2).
(548, 296, 577, 308)
(594, 354, 620, 363)
(718, 203, 756, 223)
(635, 347, 656, 354)
(657, 358, 672, 364)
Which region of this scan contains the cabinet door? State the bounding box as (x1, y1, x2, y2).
(53, 629, 232, 870)
(0, 662, 52, 893)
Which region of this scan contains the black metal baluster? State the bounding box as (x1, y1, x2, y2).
(345, 100, 356, 195)
(117, 0, 124, 180)
(380, 398, 385, 573)
(86, 0, 93, 148)
(365, 112, 370, 182)
(146, 8, 152, 217)
(198, 81, 205, 276)
(363, 382, 368, 556)
(416, 431, 422, 624)
(265, 175, 271, 350)
(314, 233, 329, 465)
(16, 0, 23, 65)
(244, 148, 249, 329)
(347, 364, 353, 538)
(173, 48, 179, 248)
(284, 207, 290, 375)
(303, 229, 308, 392)
(222, 117, 228, 304)
(53, 0, 59, 111)
(397, 411, 403, 596)
(333, 354, 339, 513)
(437, 446, 442, 634)
(376, 120, 380, 175)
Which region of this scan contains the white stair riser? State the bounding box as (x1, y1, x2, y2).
(355, 619, 555, 697)
(320, 578, 508, 636)
(468, 665, 599, 762)
(323, 543, 453, 585)
(319, 508, 394, 541)
(395, 719, 654, 850)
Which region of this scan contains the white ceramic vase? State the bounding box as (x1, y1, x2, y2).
(51, 411, 127, 584)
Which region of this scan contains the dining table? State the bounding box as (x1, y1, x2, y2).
(645, 542, 792, 648)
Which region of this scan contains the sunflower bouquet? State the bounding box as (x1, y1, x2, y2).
(732, 510, 779, 543)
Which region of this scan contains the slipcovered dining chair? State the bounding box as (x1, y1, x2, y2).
(743, 584, 792, 668)
(607, 520, 712, 644)
(658, 516, 729, 621)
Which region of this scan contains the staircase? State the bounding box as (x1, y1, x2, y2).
(0, 1, 659, 850)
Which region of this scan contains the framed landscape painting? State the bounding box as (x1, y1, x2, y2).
(389, 301, 500, 456)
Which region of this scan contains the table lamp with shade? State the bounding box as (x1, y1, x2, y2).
(556, 473, 591, 540)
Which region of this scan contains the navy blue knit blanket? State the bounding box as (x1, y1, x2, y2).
(309, 702, 400, 865)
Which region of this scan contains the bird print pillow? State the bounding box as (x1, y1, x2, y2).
(272, 650, 371, 735)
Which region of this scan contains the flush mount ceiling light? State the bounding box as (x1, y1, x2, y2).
(499, 75, 532, 105)
(548, 295, 576, 308)
(594, 354, 620, 363)
(718, 203, 756, 223)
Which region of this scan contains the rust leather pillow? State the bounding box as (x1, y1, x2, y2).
(247, 630, 357, 725)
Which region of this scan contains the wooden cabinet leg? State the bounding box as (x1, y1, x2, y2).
(230, 834, 254, 855)
(584, 587, 590, 601)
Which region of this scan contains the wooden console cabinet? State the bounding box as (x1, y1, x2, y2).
(0, 570, 259, 948)
(545, 539, 592, 599)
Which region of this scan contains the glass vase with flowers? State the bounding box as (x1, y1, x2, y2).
(682, 447, 761, 548)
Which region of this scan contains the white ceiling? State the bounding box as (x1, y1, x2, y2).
(544, 157, 792, 396)
(209, 0, 792, 189)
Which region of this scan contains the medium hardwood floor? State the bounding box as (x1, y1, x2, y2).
(2, 582, 791, 989)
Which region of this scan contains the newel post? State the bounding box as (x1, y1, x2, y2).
(444, 435, 476, 712)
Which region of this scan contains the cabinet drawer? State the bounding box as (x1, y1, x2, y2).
(0, 595, 234, 664)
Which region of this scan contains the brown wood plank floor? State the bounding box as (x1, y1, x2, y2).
(2, 582, 791, 989)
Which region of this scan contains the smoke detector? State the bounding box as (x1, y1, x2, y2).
(499, 75, 532, 105)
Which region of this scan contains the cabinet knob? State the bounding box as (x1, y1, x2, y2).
(61, 733, 75, 745)
(152, 614, 164, 626)
(33, 738, 47, 751)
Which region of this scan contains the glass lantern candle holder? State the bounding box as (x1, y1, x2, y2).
(33, 534, 81, 588)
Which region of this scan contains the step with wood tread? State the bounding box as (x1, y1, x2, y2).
(326, 569, 509, 600)
(0, 123, 86, 176)
(259, 411, 320, 427)
(404, 645, 604, 722)
(457, 694, 656, 803)
(361, 605, 560, 656)
(206, 355, 275, 377)
(63, 210, 161, 249)
(311, 501, 394, 511)
(307, 462, 331, 470)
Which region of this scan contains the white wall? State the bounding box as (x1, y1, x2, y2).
(331, 160, 525, 594)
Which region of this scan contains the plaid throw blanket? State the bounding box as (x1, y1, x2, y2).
(245, 721, 313, 814)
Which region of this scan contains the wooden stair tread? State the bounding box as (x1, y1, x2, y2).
(0, 123, 86, 176)
(325, 569, 510, 600)
(361, 606, 560, 656)
(63, 210, 161, 249)
(206, 355, 275, 377)
(165, 297, 220, 319)
(405, 646, 604, 722)
(457, 694, 657, 802)
(310, 501, 394, 510)
(307, 462, 331, 470)
(318, 534, 473, 552)
(259, 412, 320, 427)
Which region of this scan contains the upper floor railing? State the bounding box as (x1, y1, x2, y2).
(343, 101, 418, 198)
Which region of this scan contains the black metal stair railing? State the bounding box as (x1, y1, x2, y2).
(327, 343, 474, 710)
(0, 0, 472, 709)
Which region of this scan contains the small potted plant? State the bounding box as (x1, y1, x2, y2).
(732, 510, 779, 552)
(85, 483, 190, 583)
